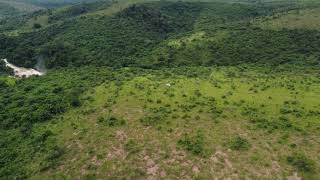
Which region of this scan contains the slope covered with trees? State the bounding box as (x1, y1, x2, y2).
(1, 0, 319, 69)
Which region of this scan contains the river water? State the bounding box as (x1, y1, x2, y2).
(1, 58, 44, 78)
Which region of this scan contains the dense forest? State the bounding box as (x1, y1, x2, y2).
(0, 0, 320, 179)
(1, 1, 319, 69)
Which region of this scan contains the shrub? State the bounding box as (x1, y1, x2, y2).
(177, 131, 206, 156)
(47, 146, 64, 161)
(287, 153, 315, 173)
(140, 114, 163, 126)
(33, 23, 42, 29)
(194, 90, 202, 97)
(98, 116, 126, 127)
(70, 96, 81, 107)
(228, 136, 251, 151)
(0, 80, 8, 88)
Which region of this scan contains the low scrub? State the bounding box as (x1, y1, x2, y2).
(177, 131, 207, 156)
(228, 136, 251, 151)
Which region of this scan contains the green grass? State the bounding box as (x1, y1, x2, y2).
(0, 75, 16, 85)
(20, 66, 320, 179)
(255, 7, 320, 30)
(25, 14, 48, 30)
(85, 0, 144, 17)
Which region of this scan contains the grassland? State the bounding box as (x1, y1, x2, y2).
(0, 75, 15, 85)
(17, 66, 319, 179)
(255, 7, 320, 30)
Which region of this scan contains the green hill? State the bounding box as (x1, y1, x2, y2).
(1, 0, 319, 68)
(0, 0, 320, 179)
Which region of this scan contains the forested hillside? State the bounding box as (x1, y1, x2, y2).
(0, 0, 320, 179)
(1, 0, 319, 69)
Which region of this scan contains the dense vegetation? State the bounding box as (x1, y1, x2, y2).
(1, 0, 319, 69)
(0, 2, 20, 20)
(0, 0, 320, 179)
(0, 67, 113, 178)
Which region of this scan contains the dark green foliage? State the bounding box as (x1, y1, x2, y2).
(0, 67, 118, 178)
(70, 96, 81, 107)
(98, 116, 126, 127)
(228, 136, 251, 151)
(7, 47, 36, 68)
(287, 153, 315, 173)
(33, 23, 42, 29)
(2, 1, 319, 68)
(0, 34, 17, 56)
(249, 115, 302, 132)
(0, 80, 8, 88)
(0, 60, 13, 75)
(48, 1, 112, 23)
(48, 5, 88, 22)
(207, 29, 320, 66)
(41, 42, 82, 68)
(46, 146, 64, 161)
(0, 2, 203, 68)
(177, 131, 206, 156)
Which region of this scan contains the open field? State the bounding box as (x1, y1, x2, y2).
(13, 66, 318, 179)
(255, 7, 320, 30)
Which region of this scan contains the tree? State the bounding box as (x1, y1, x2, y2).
(33, 23, 42, 29)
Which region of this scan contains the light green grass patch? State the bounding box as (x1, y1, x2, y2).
(255, 7, 320, 30)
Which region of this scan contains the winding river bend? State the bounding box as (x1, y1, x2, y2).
(1, 59, 44, 78)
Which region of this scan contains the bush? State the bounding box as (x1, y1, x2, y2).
(287, 153, 315, 173)
(0, 61, 13, 75)
(0, 80, 8, 88)
(70, 96, 81, 107)
(177, 131, 206, 156)
(228, 136, 251, 151)
(33, 23, 42, 29)
(47, 146, 64, 161)
(98, 116, 126, 127)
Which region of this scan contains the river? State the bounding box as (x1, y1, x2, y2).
(1, 58, 44, 78)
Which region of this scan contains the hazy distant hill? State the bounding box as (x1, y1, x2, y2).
(15, 0, 106, 7)
(0, 0, 103, 19)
